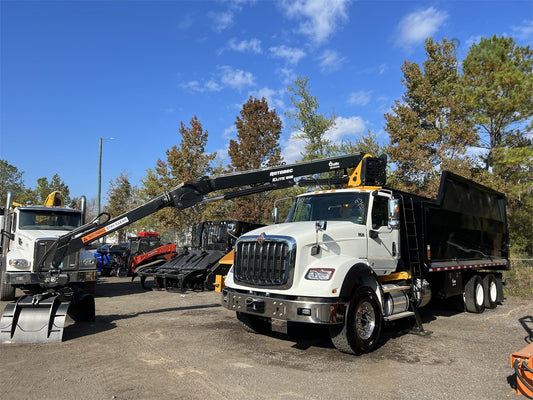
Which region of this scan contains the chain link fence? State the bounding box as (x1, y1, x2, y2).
(504, 259, 533, 297)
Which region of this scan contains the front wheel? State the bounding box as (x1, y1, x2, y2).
(330, 288, 382, 355)
(0, 262, 15, 301)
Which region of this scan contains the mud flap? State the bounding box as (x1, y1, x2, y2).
(0, 291, 95, 344)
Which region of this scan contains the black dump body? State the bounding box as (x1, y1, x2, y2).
(137, 220, 263, 292)
(395, 171, 509, 276)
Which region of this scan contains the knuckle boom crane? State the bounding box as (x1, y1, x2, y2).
(1, 153, 377, 343)
(1, 150, 508, 355)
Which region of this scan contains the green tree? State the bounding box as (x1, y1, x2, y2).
(385, 38, 477, 196)
(0, 160, 27, 204)
(104, 172, 135, 242)
(154, 116, 217, 241)
(228, 96, 284, 223)
(33, 174, 71, 205)
(462, 35, 533, 171)
(336, 130, 386, 158)
(286, 76, 336, 161)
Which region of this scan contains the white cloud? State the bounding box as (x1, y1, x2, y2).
(181, 66, 255, 92)
(281, 115, 366, 163)
(247, 87, 285, 110)
(512, 19, 533, 42)
(347, 90, 372, 106)
(209, 0, 258, 33)
(281, 131, 304, 164)
(209, 10, 234, 32)
(326, 116, 366, 141)
(278, 67, 297, 85)
(223, 124, 236, 140)
(396, 7, 448, 49)
(227, 38, 262, 53)
(317, 49, 345, 73)
(279, 0, 351, 44)
(269, 45, 306, 65)
(219, 66, 256, 90)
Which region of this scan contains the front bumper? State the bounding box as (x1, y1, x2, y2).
(222, 288, 346, 325)
(6, 270, 97, 286)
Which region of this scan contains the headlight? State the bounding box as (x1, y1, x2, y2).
(9, 259, 30, 267)
(305, 268, 334, 281)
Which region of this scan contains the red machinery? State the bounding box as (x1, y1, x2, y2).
(127, 232, 176, 276)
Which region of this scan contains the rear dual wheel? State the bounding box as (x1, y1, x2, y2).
(464, 274, 500, 313)
(464, 275, 485, 313)
(482, 274, 498, 309)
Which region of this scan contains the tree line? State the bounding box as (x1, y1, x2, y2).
(1, 35, 531, 256)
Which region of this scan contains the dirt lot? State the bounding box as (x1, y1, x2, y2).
(1, 277, 531, 400)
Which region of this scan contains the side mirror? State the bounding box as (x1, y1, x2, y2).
(272, 207, 279, 224)
(315, 220, 327, 232)
(388, 198, 400, 229)
(227, 222, 237, 235)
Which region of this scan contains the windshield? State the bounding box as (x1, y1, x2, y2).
(18, 209, 82, 231)
(286, 192, 369, 224)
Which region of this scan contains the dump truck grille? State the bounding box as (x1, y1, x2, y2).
(234, 236, 296, 288)
(34, 239, 80, 271)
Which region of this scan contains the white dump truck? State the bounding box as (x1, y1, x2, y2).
(222, 156, 509, 354)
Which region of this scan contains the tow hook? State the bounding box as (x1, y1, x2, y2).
(245, 297, 265, 313)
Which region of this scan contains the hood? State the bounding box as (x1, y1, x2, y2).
(16, 229, 71, 242)
(239, 220, 366, 246)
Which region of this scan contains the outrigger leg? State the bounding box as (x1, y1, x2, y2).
(0, 288, 95, 344)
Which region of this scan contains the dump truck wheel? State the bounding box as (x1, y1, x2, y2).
(236, 312, 271, 334)
(330, 288, 382, 355)
(464, 275, 485, 313)
(0, 263, 15, 301)
(482, 274, 498, 309)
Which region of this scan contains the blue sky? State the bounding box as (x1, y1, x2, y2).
(1, 0, 532, 203)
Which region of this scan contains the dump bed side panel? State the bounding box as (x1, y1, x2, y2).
(424, 171, 508, 263)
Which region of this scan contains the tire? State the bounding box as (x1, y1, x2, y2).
(482, 274, 498, 309)
(82, 281, 97, 295)
(330, 288, 382, 355)
(236, 312, 271, 334)
(0, 262, 15, 301)
(464, 275, 485, 313)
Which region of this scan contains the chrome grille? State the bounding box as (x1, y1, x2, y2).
(234, 236, 296, 288)
(34, 239, 80, 271)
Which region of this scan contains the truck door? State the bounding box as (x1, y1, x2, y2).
(367, 193, 400, 275)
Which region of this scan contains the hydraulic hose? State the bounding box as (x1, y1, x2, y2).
(513, 357, 533, 398)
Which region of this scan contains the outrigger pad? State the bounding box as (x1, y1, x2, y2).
(0, 291, 95, 344)
(0, 294, 71, 343)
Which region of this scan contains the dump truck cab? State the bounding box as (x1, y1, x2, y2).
(0, 192, 96, 301)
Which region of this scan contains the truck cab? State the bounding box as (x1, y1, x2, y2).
(1, 193, 96, 301)
(222, 187, 401, 346)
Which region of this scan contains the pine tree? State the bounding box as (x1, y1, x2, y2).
(385, 38, 477, 196)
(154, 116, 216, 242)
(228, 97, 283, 223)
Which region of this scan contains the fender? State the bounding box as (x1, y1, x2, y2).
(339, 263, 380, 299)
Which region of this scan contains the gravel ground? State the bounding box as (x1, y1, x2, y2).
(0, 276, 531, 400)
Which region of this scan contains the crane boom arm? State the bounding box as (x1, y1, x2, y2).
(47, 153, 381, 269)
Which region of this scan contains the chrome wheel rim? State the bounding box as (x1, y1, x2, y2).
(355, 301, 376, 340)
